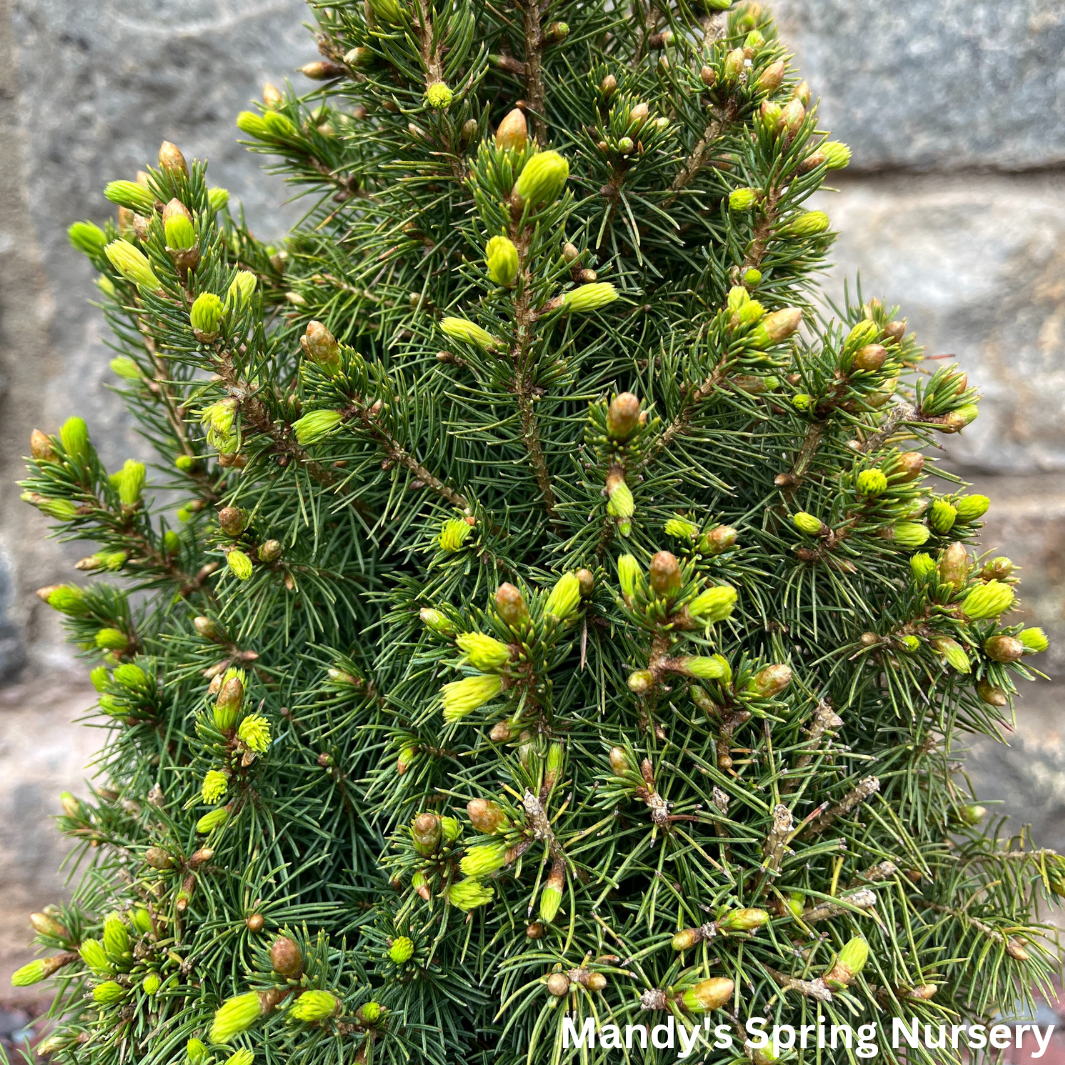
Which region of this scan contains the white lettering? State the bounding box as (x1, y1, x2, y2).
(1032, 1025, 1056, 1058)
(562, 1016, 595, 1049)
(893, 1017, 920, 1049)
(745, 1017, 769, 1050)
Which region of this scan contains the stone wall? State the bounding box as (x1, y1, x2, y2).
(1, 0, 1063, 1009)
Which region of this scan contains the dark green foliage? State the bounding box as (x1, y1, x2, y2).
(14, 2, 1061, 1063)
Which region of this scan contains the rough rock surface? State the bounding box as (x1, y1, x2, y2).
(773, 0, 1065, 172)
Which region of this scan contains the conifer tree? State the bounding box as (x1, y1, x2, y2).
(13, 1, 1060, 1062)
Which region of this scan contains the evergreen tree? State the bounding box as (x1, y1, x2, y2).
(12, 1, 1060, 1062)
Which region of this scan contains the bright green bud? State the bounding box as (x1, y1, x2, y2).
(293, 409, 343, 445)
(425, 81, 453, 108)
(236, 111, 270, 138)
(910, 553, 935, 581)
(368, 0, 405, 22)
(238, 714, 271, 752)
(441, 674, 503, 723)
(105, 180, 156, 214)
(95, 628, 130, 652)
(792, 393, 813, 411)
(103, 915, 130, 959)
(79, 939, 111, 973)
(439, 517, 472, 552)
(440, 316, 498, 350)
(729, 187, 758, 211)
(289, 990, 340, 1023)
(440, 815, 462, 843)
(97, 275, 116, 298)
(227, 549, 254, 581)
(718, 907, 769, 932)
(825, 937, 869, 989)
(175, 455, 196, 472)
(957, 803, 986, 826)
(456, 632, 511, 671)
(90, 666, 110, 691)
(680, 977, 734, 1013)
(932, 637, 970, 673)
(617, 554, 641, 601)
(42, 584, 88, 616)
(942, 402, 980, 432)
(447, 877, 494, 911)
(163, 201, 197, 250)
(69, 221, 109, 256)
(210, 991, 263, 1043)
(388, 936, 414, 964)
(539, 863, 564, 922)
(687, 585, 737, 623)
(857, 469, 888, 496)
(27, 495, 77, 520)
(196, 806, 230, 834)
(727, 285, 750, 313)
(892, 522, 931, 549)
(11, 960, 47, 987)
(665, 518, 699, 540)
(142, 972, 161, 995)
(208, 188, 230, 212)
(607, 475, 634, 530)
(60, 416, 90, 459)
(116, 458, 146, 506)
(105, 239, 161, 291)
(110, 356, 142, 379)
(513, 150, 569, 208)
(743, 268, 763, 286)
(1020, 627, 1049, 654)
(680, 655, 731, 682)
(420, 607, 458, 636)
(793, 512, 822, 536)
(460, 841, 508, 877)
(962, 581, 1014, 620)
(187, 1039, 209, 1064)
(560, 282, 618, 314)
(845, 319, 879, 351)
(357, 1001, 384, 1024)
(485, 235, 519, 285)
(785, 210, 830, 237)
(226, 271, 257, 311)
(224, 1051, 254, 1065)
(93, 980, 127, 1004)
(627, 669, 655, 694)
(955, 495, 990, 522)
(545, 572, 581, 620)
(929, 499, 957, 533)
(899, 634, 920, 652)
(190, 292, 225, 337)
(130, 907, 151, 934)
(749, 307, 802, 348)
(823, 141, 851, 169)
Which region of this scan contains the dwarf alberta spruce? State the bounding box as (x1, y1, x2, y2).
(15, 2, 1061, 1064)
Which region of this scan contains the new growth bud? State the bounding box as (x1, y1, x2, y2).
(301, 321, 341, 375)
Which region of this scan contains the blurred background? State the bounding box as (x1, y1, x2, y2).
(0, 0, 1063, 1040)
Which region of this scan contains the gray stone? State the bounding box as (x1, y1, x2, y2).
(773, 0, 1065, 172)
(814, 172, 1065, 473)
(0, 0, 309, 679)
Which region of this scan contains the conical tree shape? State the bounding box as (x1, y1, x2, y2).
(15, 3, 1057, 1064)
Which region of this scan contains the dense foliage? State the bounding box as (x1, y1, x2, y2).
(13, 1, 1061, 1062)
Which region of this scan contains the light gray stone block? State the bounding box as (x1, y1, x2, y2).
(814, 172, 1065, 473)
(772, 0, 1065, 171)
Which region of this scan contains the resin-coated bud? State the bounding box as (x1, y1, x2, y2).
(495, 583, 531, 628)
(627, 670, 655, 694)
(546, 973, 570, 997)
(984, 635, 1024, 664)
(853, 344, 887, 372)
(649, 551, 682, 598)
(606, 392, 641, 440)
(938, 542, 969, 587)
(755, 59, 785, 93)
(749, 307, 802, 348)
(748, 664, 792, 698)
(976, 679, 1008, 707)
(933, 637, 970, 673)
(467, 798, 510, 835)
(577, 569, 595, 598)
(301, 321, 341, 375)
(411, 812, 442, 856)
(681, 977, 734, 1013)
(892, 451, 925, 483)
(495, 108, 528, 151)
(217, 506, 245, 537)
(270, 935, 303, 977)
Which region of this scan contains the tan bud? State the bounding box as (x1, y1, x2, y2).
(606, 392, 641, 440)
(30, 429, 56, 460)
(495, 108, 528, 151)
(648, 551, 681, 598)
(546, 973, 570, 996)
(158, 141, 188, 176)
(892, 451, 924, 483)
(246, 913, 265, 932)
(853, 344, 887, 372)
(270, 935, 303, 976)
